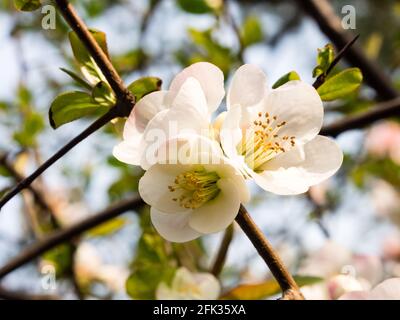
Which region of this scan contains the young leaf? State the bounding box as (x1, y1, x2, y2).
(317, 68, 363, 101)
(221, 276, 322, 300)
(14, 0, 41, 11)
(176, 0, 220, 14)
(60, 68, 92, 90)
(241, 16, 263, 48)
(313, 44, 335, 78)
(272, 71, 301, 89)
(87, 217, 127, 237)
(127, 77, 162, 101)
(92, 81, 116, 107)
(49, 91, 109, 129)
(68, 30, 109, 85)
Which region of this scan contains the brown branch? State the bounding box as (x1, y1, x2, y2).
(312, 34, 359, 89)
(298, 0, 398, 100)
(0, 154, 54, 217)
(0, 108, 118, 210)
(0, 0, 138, 211)
(235, 205, 304, 300)
(0, 196, 143, 279)
(54, 0, 133, 105)
(211, 224, 234, 276)
(321, 96, 400, 137)
(0, 286, 60, 300)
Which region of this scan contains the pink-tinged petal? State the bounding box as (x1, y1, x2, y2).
(252, 135, 343, 195)
(369, 278, 400, 300)
(123, 90, 168, 141)
(168, 62, 225, 114)
(171, 77, 209, 118)
(338, 291, 370, 300)
(113, 140, 143, 166)
(151, 209, 202, 243)
(228, 64, 268, 109)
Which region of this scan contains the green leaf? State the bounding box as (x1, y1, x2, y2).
(317, 68, 363, 101)
(92, 81, 116, 107)
(272, 71, 301, 89)
(176, 0, 221, 14)
(126, 210, 177, 299)
(14, 0, 41, 11)
(42, 243, 74, 277)
(313, 44, 335, 78)
(68, 30, 109, 85)
(222, 275, 322, 300)
(49, 91, 109, 129)
(127, 77, 162, 101)
(187, 28, 235, 75)
(241, 16, 263, 48)
(113, 49, 147, 74)
(13, 112, 45, 147)
(60, 68, 92, 90)
(87, 217, 127, 237)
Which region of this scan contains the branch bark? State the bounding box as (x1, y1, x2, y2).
(297, 0, 398, 100)
(0, 154, 54, 216)
(211, 224, 234, 276)
(0, 0, 137, 211)
(0, 286, 59, 300)
(0, 196, 143, 279)
(321, 97, 400, 137)
(235, 205, 304, 300)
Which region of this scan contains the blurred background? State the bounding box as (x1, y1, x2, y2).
(0, 0, 399, 300)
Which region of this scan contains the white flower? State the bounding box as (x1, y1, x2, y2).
(113, 62, 224, 170)
(339, 278, 400, 300)
(74, 243, 129, 293)
(156, 267, 220, 300)
(138, 136, 250, 242)
(220, 65, 343, 195)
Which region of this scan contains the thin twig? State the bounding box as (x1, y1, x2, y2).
(211, 224, 234, 276)
(235, 205, 304, 300)
(321, 96, 400, 137)
(54, 0, 133, 104)
(0, 286, 60, 300)
(0, 196, 143, 279)
(0, 108, 119, 210)
(0, 154, 54, 216)
(312, 34, 359, 89)
(298, 0, 398, 100)
(0, 0, 139, 211)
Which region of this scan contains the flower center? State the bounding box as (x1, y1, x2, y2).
(237, 112, 296, 172)
(168, 167, 220, 209)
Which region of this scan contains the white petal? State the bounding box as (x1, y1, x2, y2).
(194, 273, 221, 300)
(369, 278, 400, 300)
(203, 161, 250, 203)
(139, 105, 210, 169)
(151, 208, 202, 243)
(228, 64, 268, 109)
(189, 178, 241, 234)
(262, 81, 323, 144)
(252, 135, 343, 195)
(139, 163, 197, 213)
(220, 104, 244, 161)
(113, 140, 143, 166)
(168, 62, 225, 114)
(171, 77, 209, 118)
(123, 90, 168, 140)
(155, 282, 175, 300)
